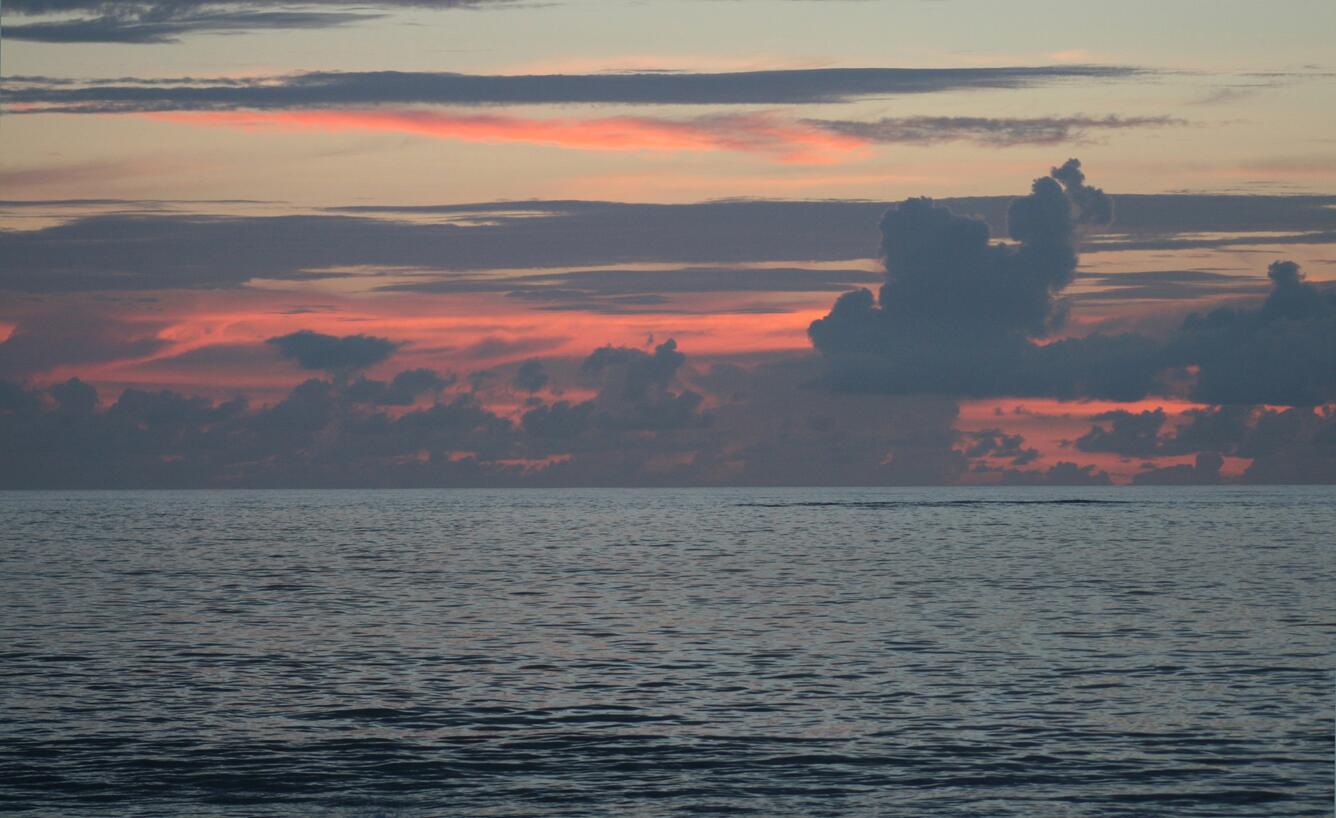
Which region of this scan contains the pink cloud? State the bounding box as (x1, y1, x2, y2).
(146, 108, 871, 164)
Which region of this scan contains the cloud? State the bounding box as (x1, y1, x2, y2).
(3, 195, 1329, 295)
(513, 360, 549, 393)
(1076, 409, 1168, 457)
(1132, 452, 1224, 485)
(381, 266, 883, 298)
(0, 339, 703, 486)
(4, 66, 1141, 111)
(345, 368, 455, 405)
(147, 109, 869, 164)
(5, 1, 523, 43)
(266, 330, 400, 373)
(962, 428, 1040, 465)
(1171, 261, 1336, 406)
(1075, 403, 1336, 484)
(1000, 461, 1112, 486)
(808, 159, 1145, 398)
(1074, 270, 1269, 303)
(461, 335, 568, 360)
(0, 310, 168, 379)
(3, 336, 1329, 487)
(822, 157, 1111, 341)
(809, 115, 1184, 147)
(806, 160, 1335, 408)
(125, 109, 1182, 161)
(582, 339, 688, 401)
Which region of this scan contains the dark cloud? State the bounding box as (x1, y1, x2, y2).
(266, 330, 400, 373)
(461, 335, 568, 360)
(1238, 408, 1336, 484)
(815, 158, 1110, 341)
(345, 369, 455, 405)
(4, 66, 1141, 111)
(1076, 409, 1168, 458)
(0, 207, 889, 292)
(1073, 404, 1336, 484)
(582, 339, 687, 401)
(382, 266, 883, 298)
(521, 399, 592, 440)
(806, 160, 1334, 408)
(4, 339, 1329, 487)
(0, 310, 168, 379)
(1171, 261, 1336, 406)
(810, 115, 1183, 147)
(962, 428, 1040, 465)
(1000, 461, 1112, 486)
(809, 159, 1143, 398)
(2, 196, 1331, 295)
(1074, 269, 1269, 303)
(513, 360, 549, 393)
(5, 1, 523, 43)
(49, 376, 99, 415)
(0, 338, 706, 486)
(1132, 452, 1224, 485)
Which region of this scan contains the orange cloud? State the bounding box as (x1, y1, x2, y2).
(30, 287, 821, 402)
(146, 109, 870, 165)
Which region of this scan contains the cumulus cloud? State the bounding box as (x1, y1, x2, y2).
(0, 337, 711, 487)
(1171, 261, 1336, 406)
(1000, 461, 1112, 486)
(962, 428, 1040, 465)
(345, 368, 455, 405)
(1076, 409, 1168, 458)
(1132, 452, 1224, 485)
(808, 159, 1144, 397)
(266, 330, 401, 374)
(583, 339, 687, 401)
(807, 160, 1334, 408)
(824, 157, 1111, 340)
(3, 333, 1329, 486)
(1073, 403, 1336, 483)
(513, 360, 549, 393)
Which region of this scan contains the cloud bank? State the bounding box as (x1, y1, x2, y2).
(2, 163, 1333, 487)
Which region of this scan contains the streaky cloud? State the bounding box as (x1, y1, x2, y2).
(5, 1, 524, 43)
(4, 66, 1144, 111)
(2, 195, 1331, 294)
(146, 109, 869, 164)
(809, 115, 1184, 146)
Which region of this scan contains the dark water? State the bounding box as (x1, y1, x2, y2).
(2, 487, 1332, 817)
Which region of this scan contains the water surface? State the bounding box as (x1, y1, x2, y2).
(2, 486, 1332, 816)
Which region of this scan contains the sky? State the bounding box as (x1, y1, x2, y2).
(1, 0, 1334, 487)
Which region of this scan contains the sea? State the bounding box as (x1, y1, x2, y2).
(1, 486, 1333, 817)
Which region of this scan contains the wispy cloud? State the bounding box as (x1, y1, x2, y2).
(142, 109, 1183, 160)
(4, 0, 524, 43)
(809, 115, 1185, 146)
(149, 109, 870, 164)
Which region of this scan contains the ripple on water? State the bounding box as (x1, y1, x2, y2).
(0, 486, 1332, 817)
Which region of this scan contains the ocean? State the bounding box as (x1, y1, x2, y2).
(2, 487, 1332, 816)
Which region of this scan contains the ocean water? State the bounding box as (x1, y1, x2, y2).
(1, 486, 1332, 817)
